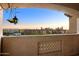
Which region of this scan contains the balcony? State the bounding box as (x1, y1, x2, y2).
(0, 3, 79, 56)
(0, 34, 79, 56)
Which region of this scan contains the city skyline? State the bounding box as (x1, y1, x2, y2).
(3, 8, 69, 29)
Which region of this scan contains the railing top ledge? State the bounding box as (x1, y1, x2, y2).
(2, 34, 79, 38)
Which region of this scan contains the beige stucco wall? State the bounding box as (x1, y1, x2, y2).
(0, 8, 3, 37)
(68, 16, 77, 33)
(1, 34, 79, 56)
(77, 18, 79, 33)
(0, 7, 3, 53)
(67, 14, 79, 34)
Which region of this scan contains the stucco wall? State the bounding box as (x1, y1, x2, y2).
(77, 18, 79, 33)
(69, 16, 77, 33)
(0, 8, 3, 54)
(1, 34, 79, 56)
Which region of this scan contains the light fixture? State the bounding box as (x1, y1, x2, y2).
(6, 4, 18, 24)
(7, 16, 18, 24)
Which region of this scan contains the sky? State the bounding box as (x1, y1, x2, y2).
(3, 8, 69, 29)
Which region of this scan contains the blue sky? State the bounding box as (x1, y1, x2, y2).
(3, 8, 69, 29)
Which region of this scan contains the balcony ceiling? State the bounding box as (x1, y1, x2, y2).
(56, 3, 79, 11)
(0, 3, 79, 11)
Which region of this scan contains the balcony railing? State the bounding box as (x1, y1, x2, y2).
(0, 34, 79, 56)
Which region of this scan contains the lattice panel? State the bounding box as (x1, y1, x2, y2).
(38, 40, 62, 54)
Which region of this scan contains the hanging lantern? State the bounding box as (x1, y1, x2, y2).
(8, 16, 18, 24)
(6, 6, 19, 24)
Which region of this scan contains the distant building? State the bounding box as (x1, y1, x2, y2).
(3, 29, 21, 36)
(3, 28, 68, 36)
